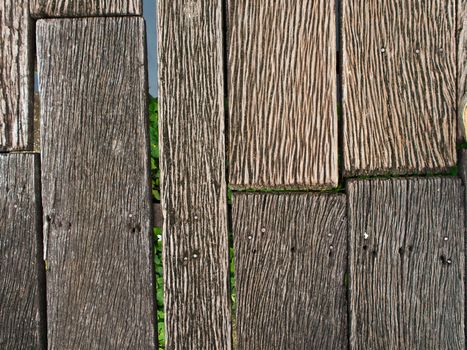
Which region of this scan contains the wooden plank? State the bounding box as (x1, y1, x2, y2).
(232, 193, 348, 349)
(30, 0, 142, 18)
(342, 1, 456, 175)
(227, 0, 338, 189)
(0, 154, 44, 348)
(158, 1, 231, 348)
(348, 178, 465, 349)
(36, 17, 156, 349)
(459, 0, 467, 140)
(0, 0, 33, 151)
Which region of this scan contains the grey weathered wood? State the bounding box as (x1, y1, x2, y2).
(158, 1, 231, 348)
(30, 0, 142, 17)
(0, 0, 33, 151)
(228, 0, 338, 189)
(0, 154, 45, 349)
(342, 1, 456, 175)
(348, 178, 465, 349)
(232, 193, 348, 350)
(37, 18, 156, 349)
(152, 203, 163, 228)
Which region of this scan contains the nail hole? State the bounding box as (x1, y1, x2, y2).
(291, 247, 295, 253)
(398, 247, 404, 255)
(362, 245, 368, 251)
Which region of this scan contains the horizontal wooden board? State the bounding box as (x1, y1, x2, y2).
(0, 154, 44, 348)
(37, 17, 156, 349)
(0, 0, 33, 150)
(348, 178, 465, 349)
(30, 0, 142, 17)
(342, 1, 456, 175)
(232, 193, 348, 349)
(158, 0, 232, 348)
(227, 0, 338, 189)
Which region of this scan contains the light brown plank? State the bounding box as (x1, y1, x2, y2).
(232, 193, 348, 349)
(0, 154, 45, 348)
(0, 0, 33, 151)
(459, 0, 467, 140)
(342, 1, 456, 175)
(37, 17, 156, 349)
(348, 178, 465, 349)
(228, 0, 338, 189)
(158, 0, 231, 348)
(30, 0, 142, 18)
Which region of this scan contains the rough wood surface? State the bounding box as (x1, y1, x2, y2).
(342, 1, 456, 175)
(37, 18, 156, 349)
(158, 0, 231, 348)
(227, 0, 338, 189)
(459, 0, 467, 140)
(232, 193, 348, 349)
(0, 154, 45, 349)
(0, 0, 33, 151)
(348, 178, 465, 349)
(30, 0, 142, 17)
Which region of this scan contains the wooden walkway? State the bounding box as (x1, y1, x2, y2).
(1, 0, 466, 349)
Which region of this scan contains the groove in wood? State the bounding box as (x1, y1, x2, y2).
(0, 154, 45, 348)
(0, 0, 33, 151)
(30, 0, 142, 18)
(348, 178, 465, 349)
(342, 1, 456, 175)
(158, 0, 232, 348)
(227, 0, 338, 189)
(37, 17, 156, 349)
(232, 193, 348, 349)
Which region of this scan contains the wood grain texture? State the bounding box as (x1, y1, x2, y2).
(0, 0, 33, 151)
(227, 0, 338, 189)
(342, 1, 456, 175)
(459, 0, 467, 140)
(232, 193, 348, 350)
(30, 0, 142, 17)
(0, 154, 45, 349)
(158, 0, 231, 348)
(37, 18, 156, 349)
(348, 178, 465, 349)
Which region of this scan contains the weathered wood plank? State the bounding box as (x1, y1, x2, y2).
(348, 178, 465, 349)
(158, 0, 231, 348)
(232, 193, 348, 349)
(30, 0, 142, 17)
(0, 154, 44, 348)
(37, 18, 156, 349)
(459, 0, 467, 140)
(0, 0, 33, 151)
(342, 1, 456, 175)
(228, 0, 338, 189)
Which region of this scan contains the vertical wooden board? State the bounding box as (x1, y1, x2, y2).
(228, 0, 338, 189)
(158, 0, 231, 348)
(30, 0, 142, 17)
(232, 193, 348, 349)
(342, 1, 456, 175)
(37, 18, 156, 349)
(459, 0, 467, 140)
(0, 154, 44, 348)
(0, 0, 33, 151)
(348, 178, 465, 349)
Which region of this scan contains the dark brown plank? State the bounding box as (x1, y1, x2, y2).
(30, 0, 142, 17)
(342, 1, 456, 175)
(0, 0, 33, 151)
(37, 17, 156, 349)
(158, 1, 231, 348)
(348, 178, 465, 349)
(0, 154, 44, 348)
(228, 0, 338, 189)
(232, 193, 348, 349)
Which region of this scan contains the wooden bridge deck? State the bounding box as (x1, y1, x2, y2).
(1, 0, 466, 349)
